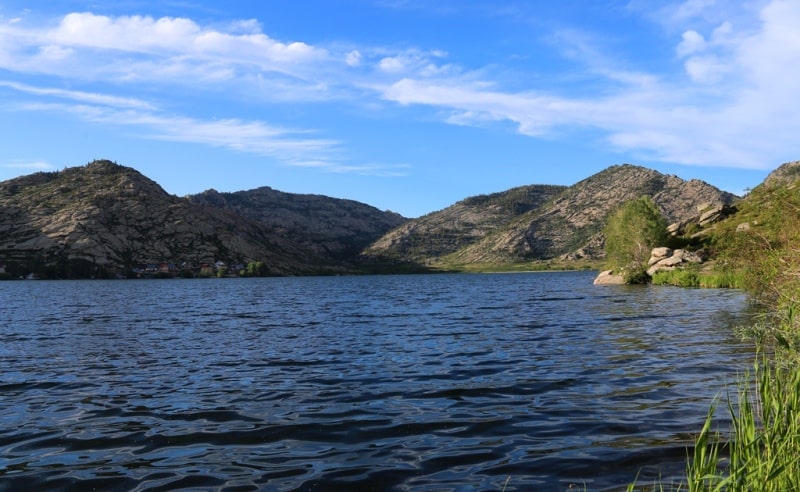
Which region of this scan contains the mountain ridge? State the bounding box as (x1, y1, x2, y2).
(0, 159, 750, 278)
(366, 164, 739, 266)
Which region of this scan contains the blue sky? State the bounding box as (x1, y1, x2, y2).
(0, 1, 796, 217)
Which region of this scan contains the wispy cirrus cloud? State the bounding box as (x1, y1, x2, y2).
(18, 99, 343, 167)
(3, 161, 55, 170)
(378, 0, 800, 170)
(0, 80, 157, 109)
(3, 2, 799, 175)
(9, 90, 407, 176)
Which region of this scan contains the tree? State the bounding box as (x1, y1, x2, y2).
(603, 196, 668, 283)
(242, 261, 270, 277)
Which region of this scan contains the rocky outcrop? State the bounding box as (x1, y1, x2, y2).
(646, 247, 704, 276)
(762, 160, 800, 188)
(666, 203, 738, 237)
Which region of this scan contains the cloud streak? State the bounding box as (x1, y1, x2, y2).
(2, 2, 799, 173)
(378, 0, 800, 170)
(3, 161, 55, 171)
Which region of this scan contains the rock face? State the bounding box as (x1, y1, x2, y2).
(367, 164, 738, 264)
(188, 187, 405, 260)
(0, 161, 367, 276)
(363, 185, 566, 264)
(647, 248, 704, 276)
(762, 160, 800, 188)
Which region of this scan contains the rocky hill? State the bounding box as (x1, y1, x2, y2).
(363, 185, 566, 263)
(761, 160, 800, 188)
(0, 161, 362, 277)
(366, 165, 738, 265)
(0, 160, 743, 278)
(188, 187, 405, 260)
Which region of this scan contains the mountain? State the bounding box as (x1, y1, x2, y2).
(366, 164, 739, 265)
(0, 159, 743, 278)
(0, 160, 350, 277)
(188, 187, 406, 260)
(363, 184, 566, 264)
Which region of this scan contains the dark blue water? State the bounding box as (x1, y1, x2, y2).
(0, 271, 753, 491)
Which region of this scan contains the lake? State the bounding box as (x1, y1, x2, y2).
(0, 271, 754, 491)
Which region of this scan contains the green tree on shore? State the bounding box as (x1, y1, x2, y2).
(241, 261, 270, 277)
(603, 196, 668, 283)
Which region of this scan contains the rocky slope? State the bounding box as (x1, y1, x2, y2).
(188, 187, 405, 260)
(761, 160, 800, 188)
(367, 165, 738, 265)
(0, 160, 743, 278)
(0, 160, 342, 277)
(363, 185, 566, 263)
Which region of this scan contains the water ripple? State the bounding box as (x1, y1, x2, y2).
(0, 273, 754, 491)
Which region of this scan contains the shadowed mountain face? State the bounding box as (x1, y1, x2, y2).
(187, 187, 406, 260)
(365, 165, 739, 264)
(0, 160, 388, 277)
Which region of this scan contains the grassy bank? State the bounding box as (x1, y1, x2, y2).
(433, 259, 601, 273)
(629, 177, 800, 490)
(650, 269, 745, 289)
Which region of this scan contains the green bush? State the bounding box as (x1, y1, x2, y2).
(604, 196, 668, 284)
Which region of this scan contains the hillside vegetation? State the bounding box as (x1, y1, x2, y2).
(631, 161, 800, 491)
(367, 164, 737, 269)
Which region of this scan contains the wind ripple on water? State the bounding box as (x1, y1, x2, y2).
(0, 273, 754, 491)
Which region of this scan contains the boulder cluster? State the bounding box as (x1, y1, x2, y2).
(646, 247, 703, 276)
(593, 247, 705, 285)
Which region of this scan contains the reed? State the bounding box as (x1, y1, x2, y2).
(629, 358, 800, 491)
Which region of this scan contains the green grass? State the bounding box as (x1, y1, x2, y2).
(650, 269, 744, 289)
(685, 359, 800, 491)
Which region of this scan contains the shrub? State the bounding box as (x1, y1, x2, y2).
(604, 196, 669, 284)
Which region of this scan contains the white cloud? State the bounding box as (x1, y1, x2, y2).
(677, 30, 706, 57)
(683, 55, 729, 83)
(22, 101, 341, 164)
(379, 56, 406, 73)
(3, 3, 799, 175)
(378, 0, 800, 170)
(0, 12, 329, 87)
(346, 50, 362, 67)
(0, 80, 157, 110)
(3, 161, 55, 170)
(19, 97, 409, 177)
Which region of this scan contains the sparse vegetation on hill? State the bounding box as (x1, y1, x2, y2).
(188, 187, 405, 260)
(0, 159, 748, 278)
(0, 160, 356, 278)
(367, 164, 737, 269)
(363, 184, 566, 264)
